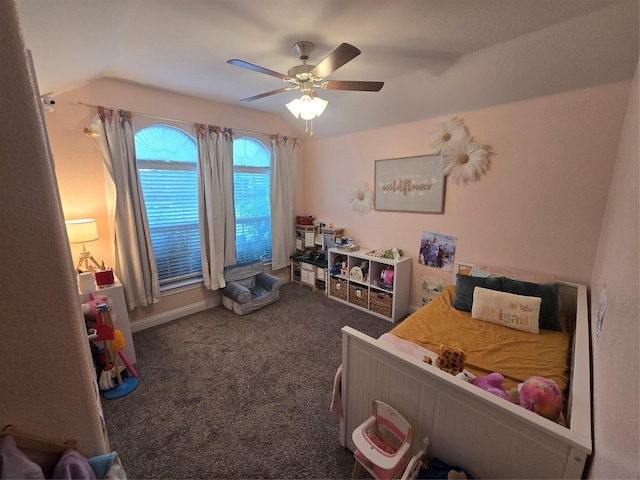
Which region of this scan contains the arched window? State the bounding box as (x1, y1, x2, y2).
(233, 137, 271, 263)
(135, 125, 201, 286)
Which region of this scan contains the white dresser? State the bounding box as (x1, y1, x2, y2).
(80, 277, 137, 364)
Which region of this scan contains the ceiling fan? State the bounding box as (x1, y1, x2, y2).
(227, 41, 384, 103)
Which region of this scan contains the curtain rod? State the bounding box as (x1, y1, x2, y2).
(77, 101, 293, 140)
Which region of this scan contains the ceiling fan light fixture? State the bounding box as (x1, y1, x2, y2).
(229, 41, 382, 135)
(286, 95, 328, 120)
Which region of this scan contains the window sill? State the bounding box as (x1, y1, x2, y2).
(160, 277, 204, 296)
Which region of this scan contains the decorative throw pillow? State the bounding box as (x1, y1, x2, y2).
(471, 287, 541, 334)
(502, 278, 561, 331)
(452, 274, 504, 312)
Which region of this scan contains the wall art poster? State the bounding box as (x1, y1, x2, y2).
(419, 232, 457, 271)
(421, 275, 444, 305)
(374, 155, 445, 213)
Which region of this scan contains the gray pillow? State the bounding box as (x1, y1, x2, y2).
(452, 274, 504, 312)
(502, 278, 561, 331)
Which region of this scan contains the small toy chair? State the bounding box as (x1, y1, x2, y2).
(351, 400, 414, 480)
(221, 261, 282, 315)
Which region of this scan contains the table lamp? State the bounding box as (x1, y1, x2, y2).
(65, 218, 101, 271)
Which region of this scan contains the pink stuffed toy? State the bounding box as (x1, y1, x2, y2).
(471, 372, 513, 403)
(518, 375, 563, 421)
(82, 293, 112, 319)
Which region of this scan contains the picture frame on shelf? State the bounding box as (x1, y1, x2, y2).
(374, 154, 445, 213)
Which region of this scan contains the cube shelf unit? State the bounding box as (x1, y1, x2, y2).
(327, 247, 412, 322)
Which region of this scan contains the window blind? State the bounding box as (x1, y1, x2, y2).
(233, 170, 271, 263)
(139, 166, 202, 285)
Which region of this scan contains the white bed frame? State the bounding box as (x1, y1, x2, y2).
(339, 275, 592, 479)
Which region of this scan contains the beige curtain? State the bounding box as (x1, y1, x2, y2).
(196, 125, 236, 290)
(89, 108, 160, 309)
(270, 135, 298, 270)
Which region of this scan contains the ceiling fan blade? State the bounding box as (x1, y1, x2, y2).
(311, 43, 361, 79)
(321, 80, 384, 92)
(239, 86, 298, 103)
(227, 59, 291, 81)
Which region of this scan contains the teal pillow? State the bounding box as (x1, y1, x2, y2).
(452, 274, 504, 312)
(502, 278, 561, 331)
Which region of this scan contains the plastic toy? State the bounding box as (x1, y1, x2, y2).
(82, 293, 111, 319)
(90, 303, 139, 399)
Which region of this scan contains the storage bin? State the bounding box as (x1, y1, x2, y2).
(349, 283, 369, 309)
(370, 290, 393, 318)
(330, 277, 348, 300)
(292, 263, 301, 282)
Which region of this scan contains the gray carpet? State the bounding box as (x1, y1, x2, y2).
(101, 282, 393, 479)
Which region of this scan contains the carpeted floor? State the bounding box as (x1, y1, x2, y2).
(101, 282, 393, 479)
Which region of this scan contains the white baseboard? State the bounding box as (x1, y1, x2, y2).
(130, 297, 221, 333)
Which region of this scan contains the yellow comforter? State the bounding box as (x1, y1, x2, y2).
(391, 286, 571, 391)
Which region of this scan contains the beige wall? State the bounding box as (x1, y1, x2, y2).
(301, 82, 631, 302)
(45, 77, 300, 323)
(588, 63, 639, 478)
(0, 1, 107, 457)
(49, 78, 631, 314)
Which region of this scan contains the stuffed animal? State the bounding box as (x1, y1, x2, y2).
(82, 293, 112, 319)
(471, 372, 513, 402)
(518, 375, 563, 422)
(435, 345, 467, 376)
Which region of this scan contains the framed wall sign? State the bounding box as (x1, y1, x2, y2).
(374, 154, 445, 213)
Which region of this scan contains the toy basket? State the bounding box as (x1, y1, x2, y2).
(330, 277, 348, 300)
(370, 290, 393, 317)
(348, 284, 369, 309)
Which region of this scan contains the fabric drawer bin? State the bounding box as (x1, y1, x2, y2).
(292, 264, 301, 282)
(330, 277, 348, 300)
(370, 290, 393, 317)
(348, 284, 369, 309)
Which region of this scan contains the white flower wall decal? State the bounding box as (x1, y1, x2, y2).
(441, 138, 489, 186)
(429, 116, 467, 154)
(430, 116, 490, 185)
(350, 183, 374, 214)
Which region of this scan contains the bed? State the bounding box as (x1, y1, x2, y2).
(339, 264, 592, 479)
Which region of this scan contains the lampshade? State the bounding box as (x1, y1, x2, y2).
(65, 219, 99, 244)
(286, 95, 328, 120)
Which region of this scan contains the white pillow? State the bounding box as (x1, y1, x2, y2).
(471, 287, 541, 334)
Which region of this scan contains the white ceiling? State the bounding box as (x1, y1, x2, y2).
(15, 0, 639, 138)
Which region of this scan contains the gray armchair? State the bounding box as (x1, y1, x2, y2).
(221, 261, 283, 315)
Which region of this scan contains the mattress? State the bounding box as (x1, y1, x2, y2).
(390, 285, 571, 391)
